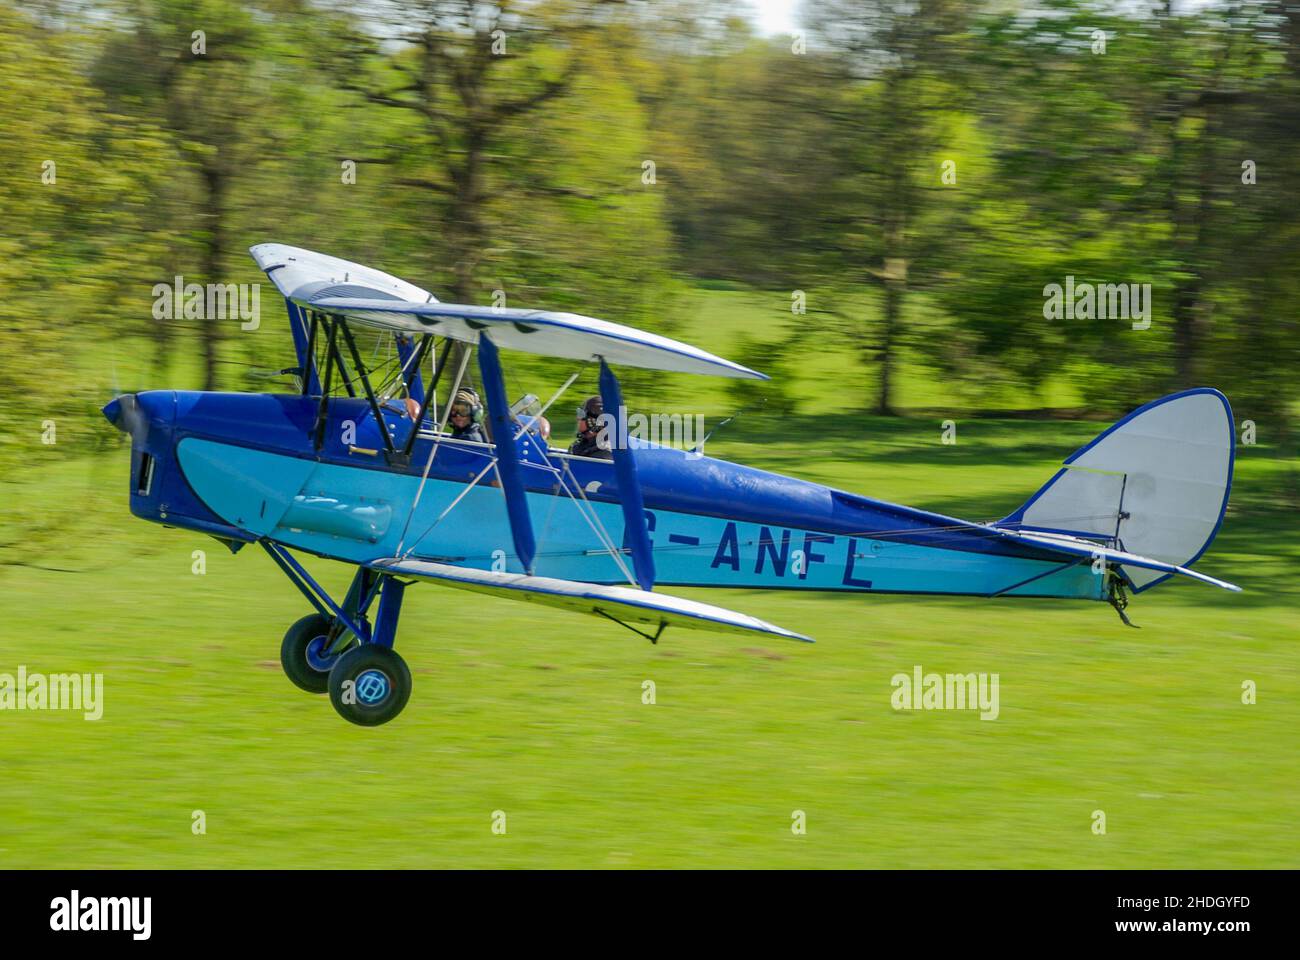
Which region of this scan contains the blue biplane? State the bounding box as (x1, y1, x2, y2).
(103, 244, 1240, 725)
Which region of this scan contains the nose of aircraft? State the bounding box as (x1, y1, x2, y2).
(102, 391, 174, 442)
(102, 394, 130, 433)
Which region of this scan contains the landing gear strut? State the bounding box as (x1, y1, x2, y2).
(327, 576, 410, 725)
(262, 542, 415, 726)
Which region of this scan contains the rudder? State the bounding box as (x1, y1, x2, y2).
(997, 389, 1234, 591)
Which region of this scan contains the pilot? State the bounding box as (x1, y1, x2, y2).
(446, 388, 488, 443)
(569, 395, 612, 460)
(403, 387, 487, 442)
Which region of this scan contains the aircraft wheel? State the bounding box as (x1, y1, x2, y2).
(280, 613, 349, 694)
(327, 645, 412, 726)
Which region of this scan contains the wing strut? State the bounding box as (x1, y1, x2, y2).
(478, 334, 537, 573)
(599, 359, 655, 591)
(286, 299, 322, 395)
(394, 333, 429, 406)
(594, 608, 668, 644)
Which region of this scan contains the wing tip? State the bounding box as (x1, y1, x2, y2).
(759, 625, 814, 643)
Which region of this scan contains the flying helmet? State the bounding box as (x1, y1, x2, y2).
(451, 388, 484, 424)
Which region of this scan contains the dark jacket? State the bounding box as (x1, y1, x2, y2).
(569, 432, 612, 459)
(451, 422, 488, 444)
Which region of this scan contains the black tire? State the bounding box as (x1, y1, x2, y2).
(280, 613, 348, 694)
(327, 645, 412, 726)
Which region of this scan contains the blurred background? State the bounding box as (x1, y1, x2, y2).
(4, 0, 1299, 430)
(0, 0, 1296, 868)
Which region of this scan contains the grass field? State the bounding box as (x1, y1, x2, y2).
(1, 292, 1296, 869)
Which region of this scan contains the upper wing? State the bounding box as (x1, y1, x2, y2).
(251, 243, 765, 379)
(250, 242, 435, 304)
(304, 298, 766, 379)
(368, 558, 813, 643)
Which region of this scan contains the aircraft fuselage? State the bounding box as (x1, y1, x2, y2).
(106, 390, 1105, 600)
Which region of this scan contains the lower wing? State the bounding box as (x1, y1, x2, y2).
(368, 558, 813, 642)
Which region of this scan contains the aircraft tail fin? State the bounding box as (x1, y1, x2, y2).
(995, 389, 1235, 592)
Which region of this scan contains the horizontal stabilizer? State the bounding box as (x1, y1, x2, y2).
(996, 529, 1241, 592)
(368, 558, 813, 642)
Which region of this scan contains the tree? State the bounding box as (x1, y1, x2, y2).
(939, 1, 1294, 415)
(94, 0, 278, 390)
(802, 0, 973, 415)
(0, 2, 170, 455)
(326, 0, 626, 302)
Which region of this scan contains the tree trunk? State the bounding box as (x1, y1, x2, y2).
(449, 127, 486, 303)
(200, 163, 225, 392)
(1160, 1, 1214, 390)
(1170, 107, 1216, 390)
(874, 59, 910, 417)
(444, 126, 487, 388)
(1171, 277, 1201, 389)
(877, 259, 905, 416)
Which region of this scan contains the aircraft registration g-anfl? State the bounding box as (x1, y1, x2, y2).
(102, 244, 1239, 725)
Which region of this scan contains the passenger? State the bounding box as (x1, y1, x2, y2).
(569, 395, 612, 460)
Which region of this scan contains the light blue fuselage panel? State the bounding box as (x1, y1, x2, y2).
(176, 436, 1104, 600)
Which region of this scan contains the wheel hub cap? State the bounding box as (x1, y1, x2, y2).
(355, 669, 391, 705)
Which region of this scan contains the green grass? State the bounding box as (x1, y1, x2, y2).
(2, 429, 1294, 869)
(0, 288, 1296, 869)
